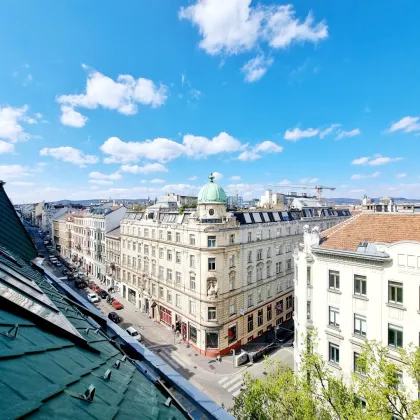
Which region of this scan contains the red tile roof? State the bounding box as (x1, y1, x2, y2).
(320, 213, 420, 251)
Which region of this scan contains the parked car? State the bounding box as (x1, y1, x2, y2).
(67, 273, 75, 281)
(87, 293, 99, 303)
(76, 280, 88, 289)
(43, 240, 49, 245)
(62, 269, 68, 276)
(106, 296, 115, 304)
(108, 312, 121, 323)
(55, 261, 62, 267)
(98, 289, 108, 299)
(112, 300, 124, 310)
(92, 285, 101, 293)
(126, 326, 141, 341)
(78, 273, 86, 280)
(38, 253, 45, 258)
(88, 281, 96, 289)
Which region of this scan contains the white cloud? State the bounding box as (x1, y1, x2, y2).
(161, 184, 200, 195)
(40, 146, 99, 167)
(89, 171, 122, 180)
(89, 180, 113, 185)
(225, 182, 265, 198)
(238, 140, 283, 160)
(57, 66, 168, 127)
(188, 175, 198, 181)
(0, 141, 15, 154)
(349, 189, 365, 193)
(351, 155, 402, 166)
(241, 55, 273, 83)
(237, 150, 261, 161)
(101, 132, 243, 163)
(284, 127, 318, 141)
(319, 123, 340, 139)
(388, 116, 420, 133)
(299, 178, 318, 184)
(0, 105, 38, 142)
(253, 140, 283, 153)
(396, 173, 407, 179)
(335, 128, 360, 140)
(350, 172, 380, 180)
(277, 179, 291, 185)
(9, 181, 35, 187)
(179, 1, 327, 57)
(120, 163, 168, 174)
(0, 164, 30, 180)
(59, 105, 88, 128)
(150, 178, 166, 184)
(230, 175, 241, 180)
(212, 171, 223, 181)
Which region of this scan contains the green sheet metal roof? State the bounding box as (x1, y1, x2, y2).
(0, 250, 186, 420)
(0, 182, 37, 261)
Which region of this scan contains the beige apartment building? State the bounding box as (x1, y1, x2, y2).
(105, 227, 121, 292)
(119, 174, 350, 356)
(52, 214, 71, 257)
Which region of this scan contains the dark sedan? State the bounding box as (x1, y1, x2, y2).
(107, 312, 121, 323)
(98, 289, 108, 299)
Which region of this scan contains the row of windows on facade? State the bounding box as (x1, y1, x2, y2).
(105, 240, 120, 251)
(121, 225, 300, 243)
(122, 267, 293, 295)
(74, 218, 105, 228)
(72, 226, 105, 237)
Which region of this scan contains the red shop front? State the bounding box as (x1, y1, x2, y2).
(159, 305, 172, 326)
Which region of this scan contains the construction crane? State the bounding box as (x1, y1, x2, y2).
(267, 184, 336, 200)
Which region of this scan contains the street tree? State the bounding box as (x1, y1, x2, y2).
(230, 335, 420, 420)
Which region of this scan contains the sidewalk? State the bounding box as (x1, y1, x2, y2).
(110, 293, 247, 376)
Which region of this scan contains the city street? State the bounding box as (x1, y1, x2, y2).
(26, 222, 294, 409)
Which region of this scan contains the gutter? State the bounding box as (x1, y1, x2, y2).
(311, 246, 391, 262)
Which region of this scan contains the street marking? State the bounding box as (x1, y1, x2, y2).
(222, 375, 241, 389)
(232, 389, 242, 398)
(158, 350, 183, 370)
(227, 381, 243, 393)
(218, 376, 229, 385)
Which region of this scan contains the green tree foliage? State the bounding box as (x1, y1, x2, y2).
(230, 335, 420, 420)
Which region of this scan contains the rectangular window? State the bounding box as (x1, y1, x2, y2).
(248, 315, 253, 332)
(388, 282, 403, 305)
(152, 283, 156, 296)
(208, 307, 216, 320)
(167, 269, 172, 282)
(354, 275, 367, 296)
(248, 251, 252, 263)
(175, 232, 181, 242)
(276, 299, 283, 315)
(167, 290, 172, 303)
(256, 231, 262, 241)
(228, 325, 237, 343)
(257, 266, 263, 281)
(208, 257, 216, 271)
(159, 248, 164, 258)
(176, 251, 181, 263)
(276, 262, 282, 274)
(229, 255, 235, 267)
(247, 232, 252, 242)
(176, 294, 181, 308)
(176, 271, 181, 285)
(286, 259, 291, 270)
(208, 236, 216, 247)
(354, 314, 367, 337)
(190, 255, 195, 268)
(190, 234, 196, 245)
(329, 306, 340, 327)
(167, 231, 172, 241)
(159, 230, 163, 240)
(267, 265, 271, 278)
(307, 301, 311, 320)
(307, 267, 311, 285)
(229, 302, 236, 315)
(189, 300, 196, 315)
(267, 247, 271, 258)
(144, 228, 149, 237)
(167, 250, 172, 261)
(159, 287, 164, 299)
(152, 246, 156, 257)
(388, 324, 403, 348)
(229, 274, 235, 290)
(190, 275, 196, 291)
(267, 304, 272, 321)
(329, 270, 340, 290)
(230, 234, 235, 245)
(133, 257, 136, 268)
(257, 249, 262, 260)
(152, 229, 155, 239)
(286, 295, 293, 310)
(248, 294, 253, 307)
(353, 352, 364, 374)
(159, 266, 164, 279)
(329, 342, 340, 364)
(258, 309, 263, 327)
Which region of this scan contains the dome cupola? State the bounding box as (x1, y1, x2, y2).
(198, 173, 227, 204)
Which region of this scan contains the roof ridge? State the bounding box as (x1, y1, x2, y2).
(322, 212, 363, 240)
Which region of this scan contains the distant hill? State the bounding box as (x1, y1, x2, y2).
(53, 198, 150, 206)
(327, 197, 420, 205)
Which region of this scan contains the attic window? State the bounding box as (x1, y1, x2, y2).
(358, 242, 368, 248)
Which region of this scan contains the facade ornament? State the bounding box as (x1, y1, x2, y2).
(207, 277, 218, 299)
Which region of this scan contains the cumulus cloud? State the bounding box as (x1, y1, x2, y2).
(150, 178, 166, 184)
(388, 116, 420, 133)
(89, 171, 122, 180)
(0, 105, 39, 142)
(101, 132, 243, 163)
(241, 55, 273, 83)
(40, 146, 98, 167)
(188, 175, 198, 180)
(89, 180, 113, 185)
(57, 66, 168, 127)
(350, 172, 380, 180)
(335, 128, 360, 140)
(230, 175, 241, 180)
(179, 1, 327, 55)
(396, 173, 407, 179)
(284, 127, 319, 141)
(120, 163, 168, 174)
(351, 155, 402, 166)
(212, 171, 223, 181)
(0, 141, 15, 154)
(319, 124, 341, 139)
(237, 150, 261, 161)
(237, 140, 283, 160)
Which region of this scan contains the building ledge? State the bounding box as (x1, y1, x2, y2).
(327, 288, 342, 295)
(327, 361, 342, 370)
(353, 294, 369, 301)
(386, 302, 406, 311)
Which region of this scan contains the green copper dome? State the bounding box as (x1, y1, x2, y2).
(198, 173, 227, 204)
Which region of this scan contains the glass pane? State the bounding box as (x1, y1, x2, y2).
(362, 281, 367, 295)
(355, 279, 360, 294)
(397, 331, 403, 347)
(397, 287, 403, 303)
(389, 328, 395, 346)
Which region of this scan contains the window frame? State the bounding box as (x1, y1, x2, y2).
(354, 275, 367, 297)
(328, 342, 340, 364)
(329, 270, 340, 290)
(388, 281, 403, 305)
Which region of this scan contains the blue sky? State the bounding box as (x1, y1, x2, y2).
(1, 0, 420, 204)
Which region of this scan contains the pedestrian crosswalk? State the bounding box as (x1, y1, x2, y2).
(218, 374, 243, 397)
